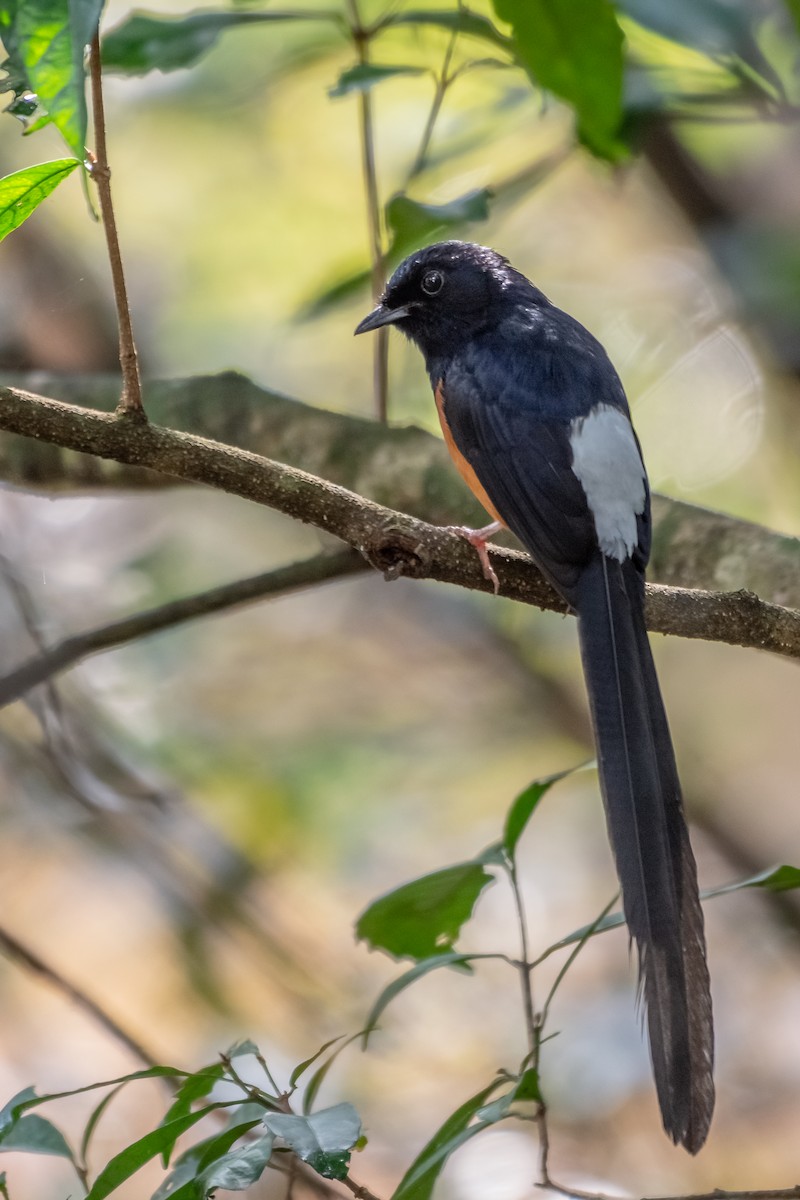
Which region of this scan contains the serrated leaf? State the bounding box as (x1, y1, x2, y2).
(15, 0, 103, 157)
(0, 1114, 73, 1159)
(197, 1132, 274, 1193)
(491, 0, 625, 160)
(329, 63, 426, 97)
(392, 1081, 506, 1200)
(504, 763, 592, 859)
(363, 953, 508, 1047)
(85, 1105, 224, 1200)
(263, 1103, 361, 1181)
(102, 9, 324, 75)
(0, 158, 79, 241)
(356, 863, 495, 960)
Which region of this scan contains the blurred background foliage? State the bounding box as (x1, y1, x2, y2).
(1, 0, 800, 1195)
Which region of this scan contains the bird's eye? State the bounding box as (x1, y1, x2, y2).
(421, 269, 444, 296)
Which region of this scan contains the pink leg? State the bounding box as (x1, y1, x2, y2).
(445, 520, 503, 594)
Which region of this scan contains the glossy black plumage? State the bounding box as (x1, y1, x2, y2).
(355, 240, 715, 1152)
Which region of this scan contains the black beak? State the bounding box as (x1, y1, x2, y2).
(354, 303, 410, 335)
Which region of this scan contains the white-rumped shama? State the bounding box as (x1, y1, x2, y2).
(355, 240, 714, 1153)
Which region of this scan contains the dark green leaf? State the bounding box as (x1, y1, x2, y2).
(503, 765, 587, 859)
(263, 1103, 361, 1181)
(386, 189, 492, 257)
(491, 0, 625, 159)
(198, 1132, 274, 1193)
(0, 1114, 73, 1159)
(329, 63, 426, 97)
(15, 0, 103, 157)
(363, 953, 508, 1047)
(159, 1064, 226, 1166)
(102, 9, 329, 75)
(383, 9, 511, 54)
(786, 0, 800, 37)
(84, 1104, 224, 1200)
(0, 1170, 7, 1200)
(0, 158, 79, 241)
(392, 1081, 506, 1200)
(152, 1109, 265, 1200)
(356, 863, 495, 960)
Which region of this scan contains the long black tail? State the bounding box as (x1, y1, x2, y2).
(575, 552, 714, 1153)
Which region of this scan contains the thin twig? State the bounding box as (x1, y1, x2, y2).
(407, 17, 460, 182)
(88, 31, 143, 418)
(542, 1186, 800, 1200)
(342, 1176, 383, 1200)
(0, 549, 365, 708)
(347, 0, 389, 422)
(507, 861, 537, 1064)
(0, 923, 160, 1069)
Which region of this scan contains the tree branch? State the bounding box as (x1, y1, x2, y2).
(0, 923, 160, 1069)
(0, 550, 366, 709)
(1, 373, 797, 608)
(0, 385, 798, 667)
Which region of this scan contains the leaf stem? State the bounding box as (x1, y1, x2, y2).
(407, 15, 460, 182)
(88, 30, 143, 419)
(347, 0, 389, 422)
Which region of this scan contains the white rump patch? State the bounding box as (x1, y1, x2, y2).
(570, 404, 646, 561)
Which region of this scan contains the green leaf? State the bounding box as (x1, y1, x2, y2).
(356, 863, 495, 960)
(503, 766, 582, 859)
(159, 1064, 226, 1166)
(263, 1103, 361, 1182)
(84, 1104, 225, 1200)
(386, 189, 493, 257)
(80, 1086, 125, 1169)
(363, 953, 508, 1047)
(383, 9, 511, 54)
(302, 1031, 367, 1116)
(197, 1132, 274, 1193)
(15, 0, 103, 158)
(785, 0, 800, 37)
(152, 1108, 265, 1200)
(711, 863, 800, 896)
(0, 1114, 73, 1159)
(290, 1037, 345, 1090)
(392, 1081, 506, 1200)
(102, 9, 327, 75)
(0, 158, 79, 241)
(329, 63, 426, 97)
(491, 0, 625, 160)
(0, 1089, 37, 1135)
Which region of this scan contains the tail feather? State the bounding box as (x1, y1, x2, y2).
(575, 553, 714, 1153)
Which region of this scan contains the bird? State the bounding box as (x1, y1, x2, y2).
(354, 240, 714, 1153)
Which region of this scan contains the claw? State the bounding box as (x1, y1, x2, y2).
(446, 520, 503, 594)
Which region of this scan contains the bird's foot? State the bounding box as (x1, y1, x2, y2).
(445, 520, 503, 594)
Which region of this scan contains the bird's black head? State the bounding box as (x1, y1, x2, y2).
(354, 241, 539, 360)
